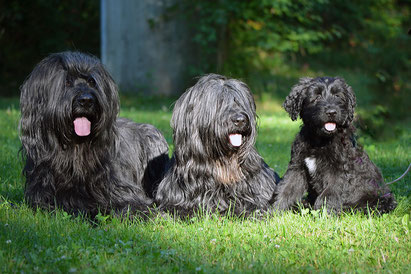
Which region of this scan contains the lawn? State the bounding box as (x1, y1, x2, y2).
(0, 95, 410, 273)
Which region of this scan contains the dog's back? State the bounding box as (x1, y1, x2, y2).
(115, 117, 169, 198)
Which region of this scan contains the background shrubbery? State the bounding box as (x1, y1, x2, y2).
(1, 0, 410, 138)
(175, 0, 410, 138)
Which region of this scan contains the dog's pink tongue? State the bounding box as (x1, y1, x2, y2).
(325, 122, 336, 132)
(73, 117, 91, 136)
(229, 134, 242, 147)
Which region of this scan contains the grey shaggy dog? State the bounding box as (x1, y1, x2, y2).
(20, 51, 169, 216)
(274, 77, 396, 213)
(155, 74, 280, 216)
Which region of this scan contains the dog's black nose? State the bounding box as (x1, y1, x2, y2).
(78, 93, 95, 108)
(232, 114, 246, 127)
(326, 109, 337, 117)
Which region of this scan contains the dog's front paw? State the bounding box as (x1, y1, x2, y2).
(273, 199, 293, 211)
(378, 193, 397, 213)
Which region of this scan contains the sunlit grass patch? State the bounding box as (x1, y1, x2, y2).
(0, 96, 410, 273)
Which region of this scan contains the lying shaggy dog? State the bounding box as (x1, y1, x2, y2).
(20, 51, 169, 216)
(274, 77, 396, 213)
(155, 74, 280, 216)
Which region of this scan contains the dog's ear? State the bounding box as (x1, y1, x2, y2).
(19, 54, 64, 161)
(332, 77, 356, 126)
(344, 80, 356, 125)
(283, 77, 313, 120)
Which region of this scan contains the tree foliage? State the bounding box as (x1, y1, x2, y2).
(178, 0, 410, 76)
(175, 0, 410, 127)
(1, 0, 409, 126)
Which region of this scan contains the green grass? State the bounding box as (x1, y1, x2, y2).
(0, 96, 410, 273)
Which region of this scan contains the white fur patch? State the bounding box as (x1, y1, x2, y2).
(304, 157, 316, 175)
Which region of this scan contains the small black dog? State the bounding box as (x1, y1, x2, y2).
(155, 74, 279, 216)
(20, 51, 169, 216)
(274, 77, 396, 213)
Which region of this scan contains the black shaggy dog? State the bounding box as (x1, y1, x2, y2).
(155, 74, 280, 216)
(274, 77, 396, 213)
(20, 51, 169, 216)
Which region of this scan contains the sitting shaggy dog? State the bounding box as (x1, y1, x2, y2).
(155, 74, 280, 216)
(274, 77, 396, 213)
(20, 51, 169, 216)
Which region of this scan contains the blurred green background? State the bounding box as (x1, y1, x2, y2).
(0, 0, 410, 139)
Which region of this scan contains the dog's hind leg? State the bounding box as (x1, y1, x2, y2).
(274, 168, 308, 210)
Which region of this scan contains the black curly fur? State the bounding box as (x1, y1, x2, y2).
(20, 51, 169, 216)
(274, 77, 396, 213)
(155, 74, 279, 216)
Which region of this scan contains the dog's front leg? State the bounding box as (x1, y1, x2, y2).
(273, 168, 308, 210)
(313, 187, 342, 213)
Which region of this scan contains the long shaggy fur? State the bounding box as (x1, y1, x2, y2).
(20, 51, 169, 216)
(274, 77, 396, 213)
(155, 74, 279, 216)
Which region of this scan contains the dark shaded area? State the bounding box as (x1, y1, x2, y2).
(0, 0, 100, 96)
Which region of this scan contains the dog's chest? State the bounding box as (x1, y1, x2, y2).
(303, 154, 339, 185)
(304, 157, 317, 175)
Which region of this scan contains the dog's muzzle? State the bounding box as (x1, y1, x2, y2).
(323, 107, 338, 133)
(229, 113, 249, 147)
(72, 92, 97, 137)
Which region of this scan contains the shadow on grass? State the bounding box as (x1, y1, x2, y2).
(1, 204, 253, 272)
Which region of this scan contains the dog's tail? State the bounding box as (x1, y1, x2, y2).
(386, 163, 411, 185)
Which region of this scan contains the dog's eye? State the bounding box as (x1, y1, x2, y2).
(313, 88, 322, 95)
(311, 95, 321, 103)
(65, 78, 73, 87)
(87, 77, 96, 87)
(331, 87, 342, 95)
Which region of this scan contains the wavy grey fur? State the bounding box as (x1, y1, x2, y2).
(274, 77, 396, 213)
(155, 74, 279, 216)
(20, 51, 169, 216)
